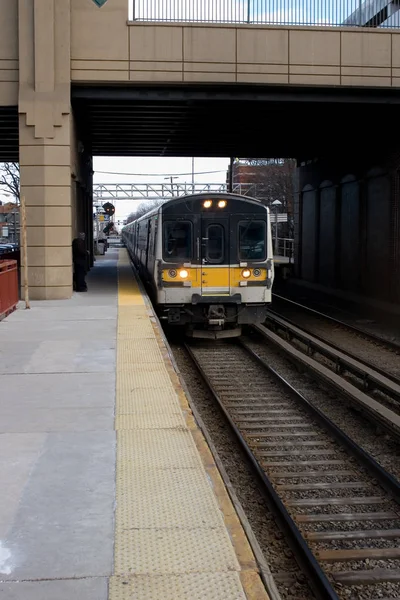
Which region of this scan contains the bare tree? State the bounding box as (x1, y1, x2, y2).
(238, 158, 296, 214)
(125, 199, 165, 224)
(0, 163, 20, 203)
(125, 212, 136, 224)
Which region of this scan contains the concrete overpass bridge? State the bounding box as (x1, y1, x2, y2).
(1, 0, 400, 301)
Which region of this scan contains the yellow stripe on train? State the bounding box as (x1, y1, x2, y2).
(162, 267, 266, 287)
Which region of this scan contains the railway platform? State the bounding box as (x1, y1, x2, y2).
(0, 248, 268, 600)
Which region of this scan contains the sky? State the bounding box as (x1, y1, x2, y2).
(93, 156, 230, 223)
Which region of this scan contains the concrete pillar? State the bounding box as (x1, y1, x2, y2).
(19, 117, 73, 299)
(18, 0, 73, 300)
(71, 126, 94, 270)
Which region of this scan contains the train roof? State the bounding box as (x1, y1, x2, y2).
(122, 192, 267, 230)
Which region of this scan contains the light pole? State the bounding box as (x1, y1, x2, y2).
(271, 199, 282, 255)
(165, 176, 178, 197)
(228, 157, 234, 193)
(11, 204, 18, 244)
(95, 205, 99, 254)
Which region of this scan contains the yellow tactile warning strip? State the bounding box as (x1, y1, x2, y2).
(110, 249, 270, 600)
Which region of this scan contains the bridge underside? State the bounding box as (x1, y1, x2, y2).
(72, 84, 400, 158)
(0, 106, 18, 162)
(1, 84, 400, 161)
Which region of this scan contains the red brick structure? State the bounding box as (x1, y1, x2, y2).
(227, 159, 295, 215)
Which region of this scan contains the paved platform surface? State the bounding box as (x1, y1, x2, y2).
(0, 249, 268, 600)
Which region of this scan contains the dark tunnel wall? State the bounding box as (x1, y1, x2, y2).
(295, 153, 400, 304)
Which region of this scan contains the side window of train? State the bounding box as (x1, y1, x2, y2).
(138, 220, 148, 250)
(238, 220, 266, 260)
(153, 218, 158, 254)
(163, 221, 193, 261)
(206, 224, 224, 264)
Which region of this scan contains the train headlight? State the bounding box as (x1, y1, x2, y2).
(242, 269, 251, 278)
(218, 200, 227, 208)
(203, 200, 212, 208)
(179, 269, 189, 279)
(253, 268, 261, 277)
(168, 269, 177, 278)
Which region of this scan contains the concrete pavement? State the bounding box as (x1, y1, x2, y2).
(0, 252, 118, 599)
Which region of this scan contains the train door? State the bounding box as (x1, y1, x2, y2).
(200, 217, 230, 295)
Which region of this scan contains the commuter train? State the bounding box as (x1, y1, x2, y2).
(121, 193, 274, 339)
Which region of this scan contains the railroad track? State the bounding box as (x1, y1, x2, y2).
(250, 315, 400, 440)
(264, 309, 400, 388)
(272, 293, 400, 353)
(185, 339, 400, 600)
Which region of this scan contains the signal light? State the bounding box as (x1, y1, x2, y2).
(103, 202, 115, 216)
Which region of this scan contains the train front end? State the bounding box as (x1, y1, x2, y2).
(158, 193, 274, 339)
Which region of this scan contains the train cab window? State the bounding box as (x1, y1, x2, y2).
(206, 224, 224, 264)
(164, 221, 192, 261)
(238, 220, 266, 260)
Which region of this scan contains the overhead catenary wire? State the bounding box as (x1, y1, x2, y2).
(94, 169, 227, 177)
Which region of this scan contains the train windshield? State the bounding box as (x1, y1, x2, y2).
(238, 220, 266, 260)
(164, 221, 192, 261)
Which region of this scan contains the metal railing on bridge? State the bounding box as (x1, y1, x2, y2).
(275, 237, 294, 263)
(131, 0, 400, 27)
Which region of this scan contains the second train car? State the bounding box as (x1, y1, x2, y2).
(122, 192, 274, 339)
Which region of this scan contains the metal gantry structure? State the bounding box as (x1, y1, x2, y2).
(93, 182, 261, 203)
(92, 182, 289, 230)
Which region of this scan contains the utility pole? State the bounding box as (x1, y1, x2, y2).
(228, 157, 234, 193)
(95, 206, 99, 254)
(20, 195, 30, 309)
(272, 199, 282, 255)
(192, 157, 195, 194)
(165, 176, 178, 197)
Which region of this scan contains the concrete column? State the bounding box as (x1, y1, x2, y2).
(70, 113, 94, 267)
(18, 0, 72, 299)
(19, 115, 73, 299)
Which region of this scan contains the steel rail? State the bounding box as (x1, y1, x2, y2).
(185, 338, 400, 598)
(238, 339, 400, 502)
(272, 293, 400, 352)
(263, 310, 400, 398)
(184, 341, 340, 600)
(252, 322, 400, 440)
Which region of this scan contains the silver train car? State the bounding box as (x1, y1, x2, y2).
(122, 193, 274, 339)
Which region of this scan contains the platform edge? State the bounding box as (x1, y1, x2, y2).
(129, 258, 279, 600)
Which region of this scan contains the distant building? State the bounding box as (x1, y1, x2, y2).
(226, 159, 295, 215)
(0, 202, 20, 243)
